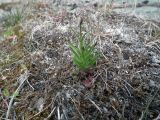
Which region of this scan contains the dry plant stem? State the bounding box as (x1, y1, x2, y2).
(31, 93, 59, 120)
(57, 106, 60, 120)
(6, 70, 29, 120)
(29, 105, 51, 120)
(62, 105, 68, 120)
(102, 69, 112, 88)
(89, 99, 102, 114)
(139, 87, 160, 120)
(70, 97, 85, 120)
(122, 103, 125, 118)
(112, 106, 122, 118)
(26, 79, 35, 90)
(45, 107, 56, 120)
(123, 84, 132, 97)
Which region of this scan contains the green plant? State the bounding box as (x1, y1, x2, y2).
(2, 88, 10, 97)
(69, 31, 98, 71)
(3, 26, 14, 38)
(2, 8, 23, 27)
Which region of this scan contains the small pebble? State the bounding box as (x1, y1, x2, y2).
(149, 80, 156, 87)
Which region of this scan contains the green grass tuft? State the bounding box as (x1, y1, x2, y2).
(69, 33, 99, 71)
(1, 8, 23, 27)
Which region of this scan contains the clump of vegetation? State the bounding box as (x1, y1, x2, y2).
(1, 8, 23, 27)
(3, 26, 15, 38)
(0, 8, 24, 41)
(69, 23, 99, 71)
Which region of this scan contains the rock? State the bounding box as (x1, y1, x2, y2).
(35, 97, 44, 112)
(151, 56, 160, 64)
(149, 80, 156, 87)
